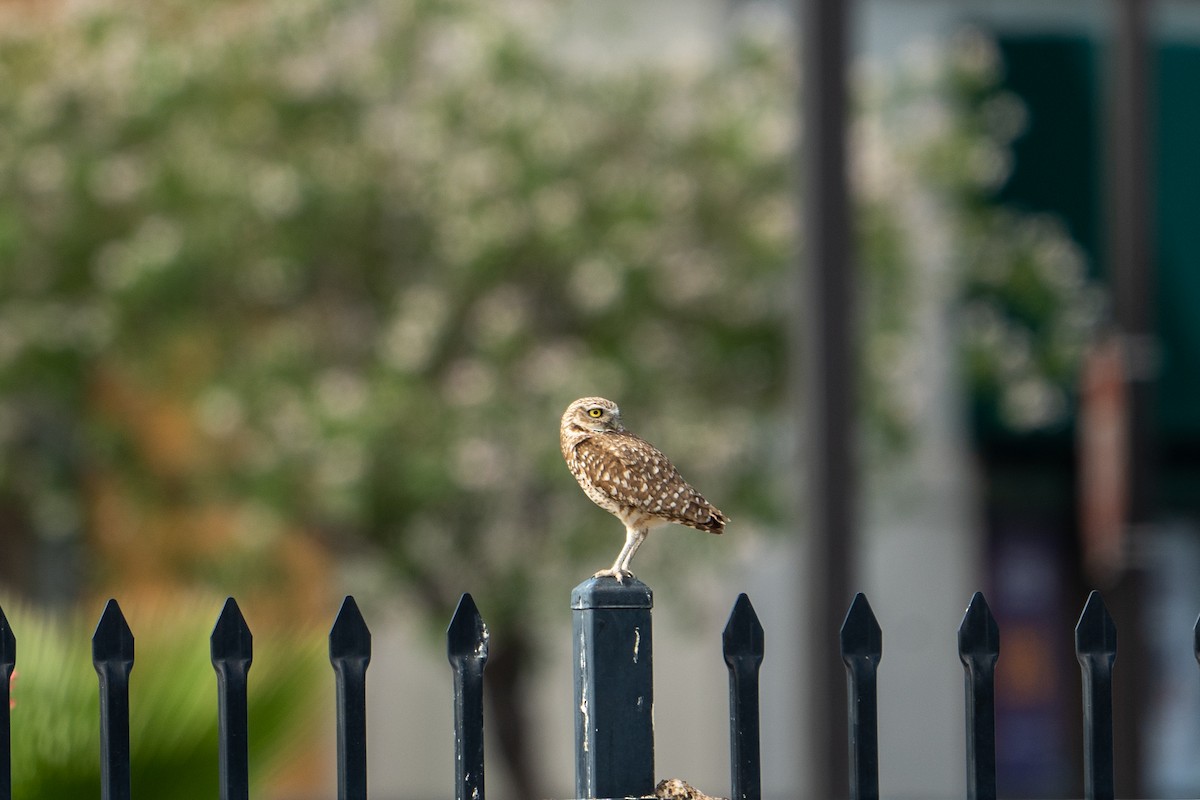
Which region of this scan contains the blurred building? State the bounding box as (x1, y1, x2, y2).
(864, 2, 1200, 798)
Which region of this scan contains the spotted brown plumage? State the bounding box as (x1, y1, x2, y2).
(560, 396, 726, 582)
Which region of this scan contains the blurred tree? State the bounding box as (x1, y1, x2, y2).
(0, 0, 1101, 794)
(876, 33, 1107, 435)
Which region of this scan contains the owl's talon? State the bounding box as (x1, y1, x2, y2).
(592, 568, 636, 583)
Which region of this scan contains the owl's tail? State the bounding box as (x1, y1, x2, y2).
(690, 507, 727, 534)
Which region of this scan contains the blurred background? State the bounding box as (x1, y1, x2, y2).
(0, 0, 1196, 798)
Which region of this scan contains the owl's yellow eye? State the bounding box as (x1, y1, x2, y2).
(587, 408, 603, 418)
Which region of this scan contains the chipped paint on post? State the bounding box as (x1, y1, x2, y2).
(579, 627, 591, 755)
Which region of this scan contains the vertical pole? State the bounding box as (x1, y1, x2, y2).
(1194, 613, 1200, 678)
(958, 593, 999, 800)
(1108, 3, 1154, 792)
(573, 576, 654, 800)
(92, 599, 134, 800)
(211, 598, 253, 800)
(447, 594, 488, 800)
(840, 594, 881, 800)
(723, 594, 765, 800)
(330, 596, 371, 800)
(797, 0, 855, 794)
(1110, 0, 1155, 427)
(0, 605, 14, 800)
(1075, 591, 1117, 800)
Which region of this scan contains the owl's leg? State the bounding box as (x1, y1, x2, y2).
(594, 526, 646, 583)
(618, 527, 647, 574)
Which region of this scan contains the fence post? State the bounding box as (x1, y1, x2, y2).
(723, 593, 764, 800)
(447, 594, 488, 800)
(0, 605, 14, 800)
(330, 596, 371, 800)
(840, 593, 881, 800)
(1076, 591, 1116, 800)
(211, 598, 253, 800)
(92, 599, 134, 800)
(572, 576, 654, 800)
(958, 592, 999, 800)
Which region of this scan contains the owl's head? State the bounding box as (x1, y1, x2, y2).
(562, 396, 624, 434)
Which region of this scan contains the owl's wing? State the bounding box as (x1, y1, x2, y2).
(574, 434, 724, 531)
(572, 434, 672, 506)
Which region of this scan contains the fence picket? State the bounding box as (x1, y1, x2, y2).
(211, 597, 253, 800)
(11, 582, 1200, 800)
(723, 593, 764, 800)
(330, 595, 371, 800)
(840, 593, 881, 800)
(0, 605, 14, 800)
(92, 599, 134, 800)
(1075, 591, 1116, 800)
(447, 594, 488, 800)
(1194, 611, 1199, 667)
(958, 592, 999, 800)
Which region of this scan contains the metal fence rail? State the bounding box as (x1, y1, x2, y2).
(1, 581, 1197, 800)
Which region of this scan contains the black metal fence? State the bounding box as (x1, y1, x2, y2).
(0, 579, 1193, 800)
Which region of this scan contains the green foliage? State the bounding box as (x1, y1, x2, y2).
(0, 0, 1103, 628)
(874, 30, 1106, 434)
(4, 596, 325, 800)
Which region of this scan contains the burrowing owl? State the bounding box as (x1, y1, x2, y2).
(560, 397, 726, 582)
